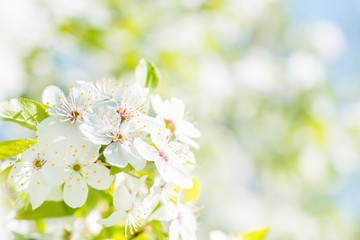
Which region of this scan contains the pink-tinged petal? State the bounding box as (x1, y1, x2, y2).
(104, 143, 129, 168)
(63, 175, 88, 208)
(97, 211, 127, 227)
(113, 184, 132, 211)
(169, 219, 181, 240)
(83, 163, 114, 190)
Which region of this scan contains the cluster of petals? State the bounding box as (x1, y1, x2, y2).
(7, 78, 200, 239)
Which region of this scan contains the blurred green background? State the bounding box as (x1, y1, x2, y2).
(1, 0, 359, 239)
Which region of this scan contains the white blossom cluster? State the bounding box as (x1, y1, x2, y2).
(7, 79, 200, 239)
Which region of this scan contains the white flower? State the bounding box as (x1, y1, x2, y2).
(38, 84, 95, 143)
(210, 231, 241, 240)
(7, 143, 64, 209)
(86, 79, 122, 102)
(113, 83, 155, 131)
(164, 202, 197, 240)
(55, 146, 114, 208)
(135, 121, 193, 189)
(81, 105, 148, 171)
(115, 83, 149, 117)
(150, 176, 180, 206)
(97, 173, 154, 236)
(151, 95, 200, 148)
(146, 176, 180, 222)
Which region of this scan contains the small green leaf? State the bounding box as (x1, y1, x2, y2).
(135, 59, 161, 89)
(0, 139, 37, 160)
(16, 201, 76, 220)
(0, 98, 50, 131)
(242, 228, 268, 240)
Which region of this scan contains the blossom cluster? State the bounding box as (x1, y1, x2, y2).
(7, 79, 200, 239)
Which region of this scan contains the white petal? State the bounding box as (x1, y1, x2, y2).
(177, 120, 200, 138)
(40, 161, 66, 187)
(210, 231, 230, 240)
(63, 175, 88, 208)
(151, 203, 177, 221)
(83, 164, 114, 190)
(36, 116, 70, 142)
(167, 165, 193, 189)
(151, 95, 164, 116)
(9, 162, 31, 191)
(131, 175, 147, 199)
(27, 172, 50, 209)
(42, 85, 63, 106)
(150, 121, 170, 149)
(168, 98, 185, 120)
(79, 123, 112, 146)
(104, 143, 130, 168)
(28, 175, 51, 209)
(181, 228, 197, 240)
(113, 184, 132, 211)
(169, 220, 181, 240)
(134, 139, 159, 161)
(8, 162, 25, 184)
(97, 211, 127, 227)
(128, 156, 146, 171)
(177, 135, 199, 149)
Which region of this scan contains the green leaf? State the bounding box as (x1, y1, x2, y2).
(0, 98, 50, 131)
(242, 228, 268, 240)
(0, 139, 37, 160)
(110, 166, 123, 175)
(135, 59, 161, 89)
(12, 232, 29, 240)
(16, 201, 76, 220)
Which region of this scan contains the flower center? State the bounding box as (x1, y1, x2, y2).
(161, 183, 167, 192)
(73, 163, 81, 172)
(112, 131, 124, 142)
(117, 108, 132, 121)
(69, 110, 82, 122)
(158, 150, 169, 162)
(33, 158, 47, 170)
(164, 119, 176, 133)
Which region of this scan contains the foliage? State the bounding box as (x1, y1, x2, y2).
(0, 98, 49, 131)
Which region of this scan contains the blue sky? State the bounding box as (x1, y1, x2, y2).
(287, 0, 360, 99)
